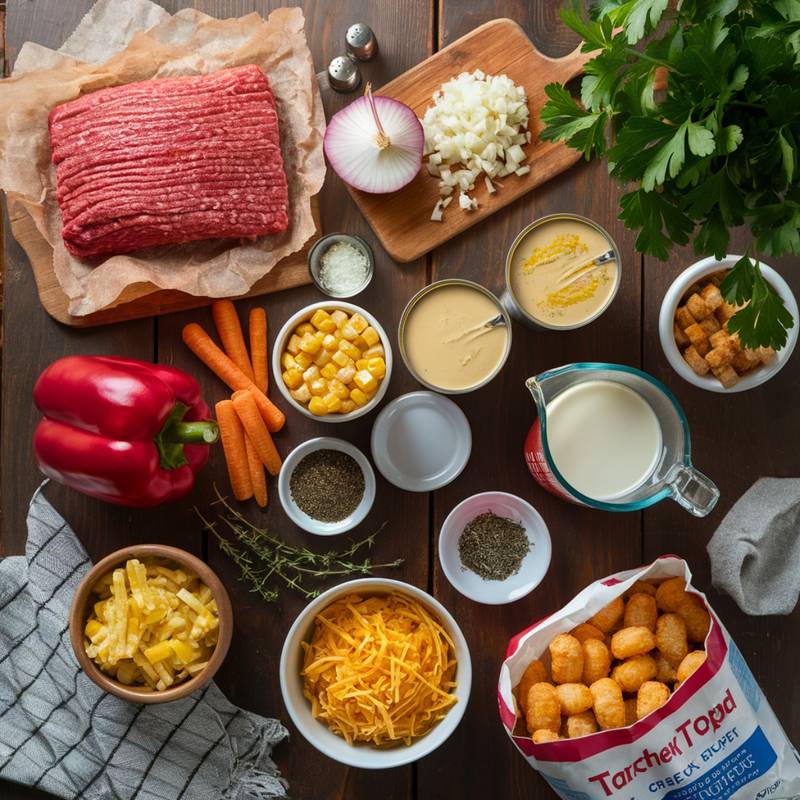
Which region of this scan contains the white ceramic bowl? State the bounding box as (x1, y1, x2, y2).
(438, 492, 552, 605)
(279, 577, 472, 769)
(278, 437, 376, 536)
(272, 301, 393, 421)
(659, 255, 798, 393)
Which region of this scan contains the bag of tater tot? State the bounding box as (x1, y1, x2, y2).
(498, 557, 800, 799)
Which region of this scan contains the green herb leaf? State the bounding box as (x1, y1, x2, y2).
(778, 128, 796, 183)
(539, 84, 608, 158)
(687, 121, 716, 157)
(619, 188, 693, 259)
(625, 0, 669, 44)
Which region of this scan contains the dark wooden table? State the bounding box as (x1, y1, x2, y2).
(2, 2, 799, 799)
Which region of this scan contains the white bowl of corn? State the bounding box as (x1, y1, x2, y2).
(272, 301, 393, 422)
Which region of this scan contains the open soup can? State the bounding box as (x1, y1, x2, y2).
(503, 213, 621, 330)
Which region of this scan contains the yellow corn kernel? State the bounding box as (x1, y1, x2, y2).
(302, 365, 320, 383)
(338, 340, 361, 361)
(294, 351, 312, 370)
(308, 397, 329, 416)
(349, 388, 368, 407)
(290, 384, 311, 404)
(308, 378, 328, 396)
(85, 619, 103, 639)
(362, 326, 380, 347)
(353, 335, 368, 350)
(349, 313, 369, 333)
(286, 334, 302, 355)
(322, 333, 338, 350)
(310, 309, 336, 333)
(332, 350, 350, 368)
(355, 358, 369, 371)
(367, 357, 386, 379)
(282, 368, 304, 390)
(340, 399, 357, 414)
(330, 309, 348, 327)
(313, 349, 332, 367)
(364, 344, 384, 358)
(340, 323, 358, 341)
(328, 378, 350, 400)
(323, 393, 342, 413)
(144, 641, 173, 664)
(299, 332, 322, 354)
(354, 370, 378, 394)
(320, 363, 338, 380)
(336, 366, 356, 385)
(281, 352, 298, 371)
(296, 322, 315, 336)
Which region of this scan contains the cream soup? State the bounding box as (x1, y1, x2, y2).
(403, 284, 508, 391)
(510, 218, 618, 327)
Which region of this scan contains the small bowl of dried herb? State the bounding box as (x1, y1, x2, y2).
(438, 491, 551, 605)
(278, 437, 376, 536)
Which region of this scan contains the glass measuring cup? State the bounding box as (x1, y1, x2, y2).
(524, 363, 719, 516)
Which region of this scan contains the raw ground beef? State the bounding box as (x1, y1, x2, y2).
(48, 64, 289, 260)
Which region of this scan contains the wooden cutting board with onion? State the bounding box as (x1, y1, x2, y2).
(323, 18, 592, 263)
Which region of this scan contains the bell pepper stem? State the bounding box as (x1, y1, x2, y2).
(163, 420, 220, 444)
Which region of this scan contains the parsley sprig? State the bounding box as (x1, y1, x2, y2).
(540, 0, 799, 349)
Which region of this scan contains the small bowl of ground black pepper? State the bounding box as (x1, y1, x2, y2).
(278, 437, 376, 536)
(438, 492, 551, 605)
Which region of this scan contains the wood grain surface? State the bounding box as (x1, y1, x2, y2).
(2, 3, 799, 800)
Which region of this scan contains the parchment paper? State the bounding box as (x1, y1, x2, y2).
(0, 0, 326, 316)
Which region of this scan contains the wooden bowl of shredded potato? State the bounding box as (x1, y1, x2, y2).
(69, 544, 232, 704)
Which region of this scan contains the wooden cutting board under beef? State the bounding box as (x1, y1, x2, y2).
(48, 64, 289, 260)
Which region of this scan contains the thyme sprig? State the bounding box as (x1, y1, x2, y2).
(198, 489, 403, 603)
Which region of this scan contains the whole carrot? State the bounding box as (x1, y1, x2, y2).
(231, 390, 283, 476)
(212, 300, 254, 381)
(215, 400, 253, 501)
(249, 307, 268, 394)
(183, 323, 285, 432)
(245, 435, 268, 508)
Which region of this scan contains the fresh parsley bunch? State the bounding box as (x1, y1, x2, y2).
(540, 0, 799, 349)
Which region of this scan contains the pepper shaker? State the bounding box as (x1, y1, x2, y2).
(327, 55, 361, 93)
(345, 22, 378, 62)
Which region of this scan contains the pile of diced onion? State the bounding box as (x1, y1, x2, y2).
(422, 69, 530, 220)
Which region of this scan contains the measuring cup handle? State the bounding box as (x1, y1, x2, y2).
(666, 464, 720, 517)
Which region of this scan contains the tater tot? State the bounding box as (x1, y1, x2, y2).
(589, 596, 625, 633)
(637, 681, 671, 719)
(656, 613, 689, 667)
(517, 659, 548, 714)
(582, 638, 611, 684)
(677, 596, 711, 643)
(624, 593, 658, 631)
(656, 576, 687, 612)
(526, 683, 561, 734)
(624, 580, 657, 598)
(550, 634, 584, 684)
(677, 650, 707, 683)
(590, 678, 625, 729)
(654, 652, 677, 684)
(571, 622, 605, 643)
(566, 710, 598, 738)
(611, 626, 656, 659)
(556, 683, 594, 716)
(624, 697, 638, 726)
(532, 728, 561, 744)
(611, 654, 657, 692)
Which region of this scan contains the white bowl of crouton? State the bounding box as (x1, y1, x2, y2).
(659, 255, 798, 392)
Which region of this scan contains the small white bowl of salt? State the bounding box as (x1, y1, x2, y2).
(308, 233, 374, 298)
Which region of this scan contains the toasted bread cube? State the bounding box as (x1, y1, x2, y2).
(674, 324, 690, 348)
(330, 309, 348, 327)
(709, 330, 729, 350)
(757, 346, 776, 364)
(349, 313, 369, 334)
(684, 323, 707, 348)
(322, 333, 338, 351)
(712, 365, 740, 388)
(716, 301, 742, 324)
(286, 334, 302, 355)
(699, 316, 721, 336)
(705, 344, 734, 369)
(282, 368, 304, 390)
(282, 352, 298, 371)
(290, 384, 311, 404)
(675, 306, 696, 330)
(732, 350, 759, 373)
(349, 388, 369, 407)
(294, 351, 312, 370)
(308, 378, 327, 396)
(320, 363, 338, 380)
(313, 348, 332, 367)
(700, 283, 723, 311)
(296, 322, 315, 336)
(683, 346, 710, 376)
(362, 326, 380, 347)
(308, 397, 328, 416)
(686, 293, 709, 320)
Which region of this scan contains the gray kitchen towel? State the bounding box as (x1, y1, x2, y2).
(707, 477, 800, 615)
(0, 484, 289, 799)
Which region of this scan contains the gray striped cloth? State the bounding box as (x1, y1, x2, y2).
(0, 484, 289, 799)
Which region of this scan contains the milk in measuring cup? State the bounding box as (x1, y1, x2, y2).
(545, 380, 661, 500)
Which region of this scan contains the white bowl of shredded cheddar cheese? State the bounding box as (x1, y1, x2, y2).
(279, 578, 471, 768)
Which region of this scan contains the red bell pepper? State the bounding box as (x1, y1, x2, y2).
(33, 356, 219, 508)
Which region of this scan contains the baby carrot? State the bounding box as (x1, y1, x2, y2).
(231, 390, 283, 476)
(244, 434, 268, 508)
(215, 400, 253, 501)
(182, 323, 285, 432)
(249, 307, 268, 394)
(212, 300, 254, 381)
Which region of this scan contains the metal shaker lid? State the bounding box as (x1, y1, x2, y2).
(327, 55, 361, 92)
(345, 22, 378, 61)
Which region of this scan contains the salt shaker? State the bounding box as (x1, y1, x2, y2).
(327, 55, 361, 93)
(345, 22, 378, 61)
